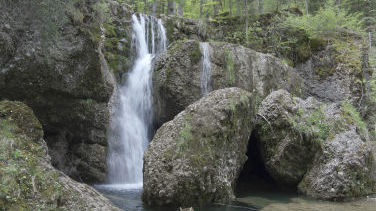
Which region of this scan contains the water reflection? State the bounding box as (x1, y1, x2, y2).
(95, 183, 376, 211)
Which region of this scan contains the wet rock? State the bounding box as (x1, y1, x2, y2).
(143, 88, 255, 206)
(153, 40, 303, 127)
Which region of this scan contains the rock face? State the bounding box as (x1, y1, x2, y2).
(0, 100, 120, 210)
(298, 128, 375, 200)
(255, 90, 323, 186)
(143, 88, 255, 206)
(0, 0, 131, 183)
(153, 40, 303, 127)
(256, 89, 376, 198)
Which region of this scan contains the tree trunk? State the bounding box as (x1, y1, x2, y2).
(152, 0, 157, 16)
(305, 0, 309, 15)
(370, 32, 372, 52)
(336, 0, 341, 7)
(258, 0, 263, 14)
(229, 0, 232, 16)
(177, 3, 183, 16)
(244, 0, 248, 43)
(213, 0, 219, 17)
(200, 0, 204, 18)
(236, 0, 241, 16)
(168, 0, 175, 15)
(179, 0, 183, 16)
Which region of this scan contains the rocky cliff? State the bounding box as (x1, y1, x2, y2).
(0, 0, 132, 183)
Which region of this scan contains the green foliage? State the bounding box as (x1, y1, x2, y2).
(0, 101, 62, 210)
(341, 100, 368, 137)
(284, 0, 364, 38)
(177, 114, 193, 153)
(189, 41, 203, 63)
(290, 106, 334, 142)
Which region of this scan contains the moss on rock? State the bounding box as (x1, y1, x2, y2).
(0, 100, 120, 210)
(143, 88, 255, 207)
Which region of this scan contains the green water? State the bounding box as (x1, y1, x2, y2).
(95, 181, 376, 211)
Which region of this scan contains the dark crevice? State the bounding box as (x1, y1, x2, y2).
(236, 130, 296, 197)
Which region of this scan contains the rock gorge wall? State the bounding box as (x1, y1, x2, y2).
(0, 0, 132, 183)
(0, 100, 120, 210)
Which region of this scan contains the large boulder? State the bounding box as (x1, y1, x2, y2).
(256, 89, 376, 199)
(153, 40, 303, 127)
(255, 90, 323, 186)
(143, 88, 255, 206)
(298, 128, 376, 200)
(0, 100, 120, 210)
(0, 0, 132, 183)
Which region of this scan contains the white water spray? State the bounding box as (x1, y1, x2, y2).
(106, 14, 167, 189)
(200, 42, 212, 96)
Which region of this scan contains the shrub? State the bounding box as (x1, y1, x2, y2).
(283, 0, 363, 38)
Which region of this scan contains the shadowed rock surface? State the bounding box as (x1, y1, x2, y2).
(0, 0, 132, 183)
(0, 100, 120, 210)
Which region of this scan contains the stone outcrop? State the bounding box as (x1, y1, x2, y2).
(143, 88, 255, 206)
(256, 90, 376, 198)
(153, 40, 303, 127)
(255, 90, 323, 186)
(0, 0, 132, 183)
(298, 128, 375, 200)
(0, 100, 120, 210)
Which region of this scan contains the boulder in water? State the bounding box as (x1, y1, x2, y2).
(255, 89, 376, 199)
(143, 88, 255, 206)
(298, 128, 376, 200)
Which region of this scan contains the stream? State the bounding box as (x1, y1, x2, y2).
(95, 181, 376, 211)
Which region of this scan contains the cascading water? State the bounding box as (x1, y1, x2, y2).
(105, 14, 167, 189)
(200, 42, 212, 96)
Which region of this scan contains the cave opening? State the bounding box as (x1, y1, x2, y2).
(235, 130, 297, 200)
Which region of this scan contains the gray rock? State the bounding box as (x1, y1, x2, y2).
(256, 89, 376, 198)
(0, 100, 120, 210)
(298, 128, 376, 200)
(143, 88, 255, 206)
(153, 40, 303, 127)
(256, 90, 323, 186)
(0, 0, 132, 183)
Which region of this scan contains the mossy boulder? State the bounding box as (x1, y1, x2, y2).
(256, 90, 376, 199)
(255, 90, 324, 186)
(0, 0, 132, 183)
(0, 100, 120, 210)
(153, 40, 303, 127)
(143, 88, 255, 206)
(298, 128, 376, 200)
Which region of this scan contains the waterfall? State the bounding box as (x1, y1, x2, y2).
(200, 42, 212, 96)
(106, 14, 167, 189)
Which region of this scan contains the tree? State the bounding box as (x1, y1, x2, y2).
(168, 0, 176, 15)
(258, 0, 263, 14)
